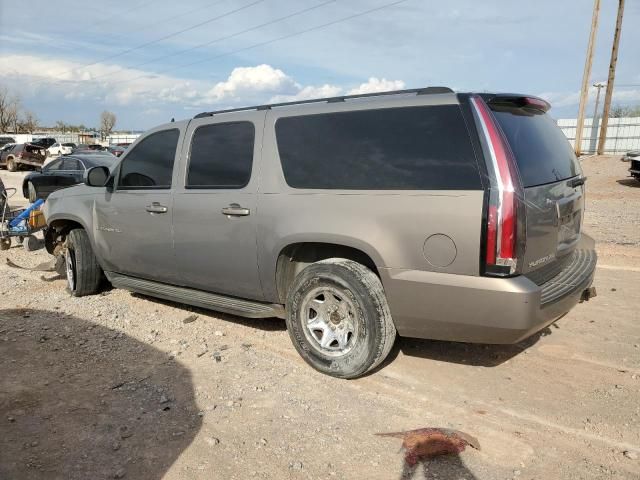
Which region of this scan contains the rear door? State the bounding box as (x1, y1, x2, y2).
(93, 127, 183, 284)
(490, 102, 584, 276)
(172, 113, 264, 300)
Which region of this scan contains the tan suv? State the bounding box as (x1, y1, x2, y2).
(43, 87, 597, 378)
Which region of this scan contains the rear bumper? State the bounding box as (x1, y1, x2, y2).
(18, 159, 44, 168)
(382, 238, 597, 344)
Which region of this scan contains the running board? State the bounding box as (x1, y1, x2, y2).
(105, 272, 286, 319)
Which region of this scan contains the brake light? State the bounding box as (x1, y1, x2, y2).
(471, 95, 521, 275)
(522, 97, 550, 112)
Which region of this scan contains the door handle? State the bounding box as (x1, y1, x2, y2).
(146, 202, 168, 214)
(221, 204, 250, 216)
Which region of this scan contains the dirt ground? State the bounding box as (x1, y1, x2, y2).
(1, 155, 639, 480)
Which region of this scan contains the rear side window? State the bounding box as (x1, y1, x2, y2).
(61, 158, 82, 170)
(491, 107, 580, 187)
(276, 105, 481, 190)
(118, 129, 179, 189)
(187, 122, 254, 188)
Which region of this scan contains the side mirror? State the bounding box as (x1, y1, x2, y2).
(85, 166, 110, 187)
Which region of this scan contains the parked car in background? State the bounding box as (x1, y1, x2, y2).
(73, 144, 105, 152)
(22, 153, 117, 202)
(0, 143, 47, 171)
(31, 137, 57, 149)
(622, 150, 640, 182)
(47, 142, 73, 156)
(62, 142, 77, 150)
(43, 87, 597, 379)
(0, 136, 16, 148)
(107, 145, 126, 157)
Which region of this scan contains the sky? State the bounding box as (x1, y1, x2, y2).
(0, 0, 639, 130)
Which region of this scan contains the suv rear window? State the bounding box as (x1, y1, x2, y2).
(491, 106, 580, 187)
(276, 105, 481, 190)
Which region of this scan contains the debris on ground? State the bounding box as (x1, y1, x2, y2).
(376, 427, 480, 466)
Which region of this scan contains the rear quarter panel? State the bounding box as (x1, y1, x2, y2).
(257, 95, 485, 303)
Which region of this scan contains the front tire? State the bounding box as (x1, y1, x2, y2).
(65, 229, 102, 297)
(285, 258, 396, 379)
(7, 158, 17, 172)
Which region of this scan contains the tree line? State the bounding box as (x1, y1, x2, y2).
(0, 85, 117, 138)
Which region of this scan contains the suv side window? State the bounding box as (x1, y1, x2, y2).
(276, 105, 481, 190)
(118, 129, 179, 189)
(186, 122, 254, 189)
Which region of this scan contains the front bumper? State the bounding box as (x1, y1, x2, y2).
(381, 238, 597, 344)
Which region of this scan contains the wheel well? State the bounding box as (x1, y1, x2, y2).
(275, 242, 379, 303)
(45, 219, 83, 254)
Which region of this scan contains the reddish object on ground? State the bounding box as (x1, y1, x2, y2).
(376, 427, 480, 466)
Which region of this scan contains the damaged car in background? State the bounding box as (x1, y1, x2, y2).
(0, 143, 47, 171)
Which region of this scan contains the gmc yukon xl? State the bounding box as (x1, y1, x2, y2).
(42, 87, 597, 378)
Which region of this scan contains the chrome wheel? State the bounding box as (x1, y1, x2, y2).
(301, 286, 358, 356)
(65, 248, 76, 291)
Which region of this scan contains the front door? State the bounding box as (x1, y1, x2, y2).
(93, 127, 183, 284)
(172, 113, 265, 300)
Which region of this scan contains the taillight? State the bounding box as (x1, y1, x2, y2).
(470, 95, 522, 276)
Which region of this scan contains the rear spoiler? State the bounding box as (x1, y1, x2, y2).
(480, 94, 551, 113)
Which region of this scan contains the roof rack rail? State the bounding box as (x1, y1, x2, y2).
(193, 86, 454, 119)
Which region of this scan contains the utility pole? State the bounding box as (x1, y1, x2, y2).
(589, 82, 605, 154)
(575, 0, 601, 156)
(597, 0, 625, 155)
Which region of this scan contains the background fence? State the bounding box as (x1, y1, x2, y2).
(557, 116, 640, 155)
(1, 132, 141, 146)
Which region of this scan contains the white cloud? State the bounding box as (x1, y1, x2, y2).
(202, 64, 298, 104)
(0, 54, 407, 123)
(347, 77, 405, 95)
(270, 84, 342, 103)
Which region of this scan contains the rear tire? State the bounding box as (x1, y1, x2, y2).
(285, 258, 396, 379)
(7, 158, 17, 172)
(65, 229, 102, 297)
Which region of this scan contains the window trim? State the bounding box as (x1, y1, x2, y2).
(185, 121, 255, 190)
(116, 128, 180, 191)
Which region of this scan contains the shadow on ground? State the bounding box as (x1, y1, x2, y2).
(395, 327, 551, 367)
(399, 455, 478, 479)
(0, 308, 201, 480)
(616, 178, 640, 188)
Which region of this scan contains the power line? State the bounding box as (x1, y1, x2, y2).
(107, 0, 412, 87)
(107, 0, 230, 44)
(31, 0, 268, 85)
(75, 0, 337, 84)
(90, 0, 161, 29)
